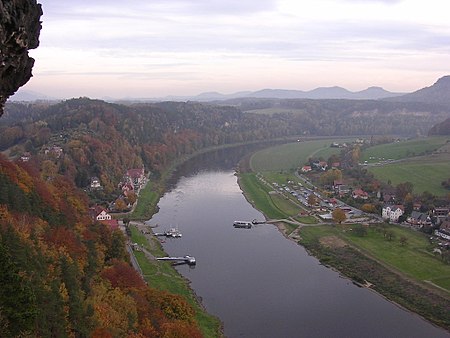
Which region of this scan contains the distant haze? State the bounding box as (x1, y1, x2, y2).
(16, 0, 450, 99)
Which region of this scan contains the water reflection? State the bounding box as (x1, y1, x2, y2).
(149, 147, 450, 338)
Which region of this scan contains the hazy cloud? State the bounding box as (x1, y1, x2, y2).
(25, 0, 450, 98)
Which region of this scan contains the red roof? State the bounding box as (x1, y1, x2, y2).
(89, 205, 106, 219)
(100, 219, 119, 231)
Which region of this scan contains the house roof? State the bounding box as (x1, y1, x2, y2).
(410, 210, 428, 220)
(383, 204, 404, 211)
(100, 219, 119, 231)
(89, 205, 106, 219)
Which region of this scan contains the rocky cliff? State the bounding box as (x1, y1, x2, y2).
(0, 0, 42, 116)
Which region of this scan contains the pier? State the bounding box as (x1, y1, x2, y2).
(233, 219, 265, 228)
(157, 255, 196, 265)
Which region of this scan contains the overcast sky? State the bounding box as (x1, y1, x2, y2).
(19, 0, 450, 99)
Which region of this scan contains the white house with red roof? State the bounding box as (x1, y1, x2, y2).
(301, 165, 312, 173)
(382, 204, 404, 222)
(89, 205, 112, 221)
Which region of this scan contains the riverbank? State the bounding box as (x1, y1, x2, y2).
(236, 159, 450, 331)
(123, 141, 287, 337)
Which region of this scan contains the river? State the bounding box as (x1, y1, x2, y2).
(147, 147, 449, 338)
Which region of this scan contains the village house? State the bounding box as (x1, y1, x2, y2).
(89, 205, 112, 221)
(90, 177, 101, 189)
(20, 152, 31, 162)
(435, 219, 450, 241)
(434, 207, 450, 223)
(318, 161, 328, 171)
(352, 188, 369, 200)
(301, 165, 312, 173)
(382, 204, 404, 223)
(407, 211, 432, 227)
(124, 168, 146, 190)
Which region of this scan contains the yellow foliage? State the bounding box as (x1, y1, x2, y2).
(90, 282, 138, 337)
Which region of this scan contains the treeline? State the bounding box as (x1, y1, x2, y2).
(0, 155, 203, 337)
(3, 97, 449, 190)
(0, 98, 295, 191)
(226, 97, 450, 136)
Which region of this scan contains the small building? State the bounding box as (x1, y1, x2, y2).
(318, 161, 328, 171)
(382, 204, 404, 223)
(20, 152, 31, 162)
(90, 177, 101, 189)
(124, 168, 145, 190)
(352, 188, 369, 200)
(434, 207, 450, 223)
(407, 211, 431, 227)
(301, 165, 312, 173)
(89, 205, 112, 221)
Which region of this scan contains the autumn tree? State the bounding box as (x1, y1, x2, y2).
(126, 191, 137, 205)
(307, 194, 317, 206)
(115, 198, 127, 212)
(361, 203, 377, 213)
(332, 208, 346, 224)
(319, 168, 342, 186)
(395, 182, 413, 202)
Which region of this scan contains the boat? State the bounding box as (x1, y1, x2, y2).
(233, 221, 252, 229)
(165, 228, 182, 237)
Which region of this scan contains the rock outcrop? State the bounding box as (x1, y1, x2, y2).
(0, 0, 42, 116)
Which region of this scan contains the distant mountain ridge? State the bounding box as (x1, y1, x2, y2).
(162, 86, 404, 102)
(11, 76, 450, 103)
(386, 76, 450, 105)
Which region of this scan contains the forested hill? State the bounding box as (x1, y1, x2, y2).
(0, 154, 204, 337)
(1, 98, 294, 192)
(2, 97, 450, 193)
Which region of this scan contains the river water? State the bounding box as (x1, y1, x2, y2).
(147, 147, 449, 338)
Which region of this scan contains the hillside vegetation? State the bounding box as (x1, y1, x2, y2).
(0, 155, 209, 337)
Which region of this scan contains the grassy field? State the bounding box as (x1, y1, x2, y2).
(300, 224, 450, 291)
(361, 136, 449, 162)
(250, 139, 354, 172)
(239, 173, 286, 220)
(130, 226, 222, 337)
(129, 180, 162, 220)
(368, 159, 450, 196)
(298, 224, 450, 329)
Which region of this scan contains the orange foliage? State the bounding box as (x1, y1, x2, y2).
(161, 320, 203, 338)
(0, 155, 34, 193)
(45, 227, 86, 260)
(101, 260, 146, 290)
(91, 328, 113, 338)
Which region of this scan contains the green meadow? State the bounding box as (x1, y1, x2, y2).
(250, 139, 354, 172)
(361, 136, 448, 162)
(368, 160, 450, 196)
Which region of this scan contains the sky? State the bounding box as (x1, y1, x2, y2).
(18, 0, 450, 99)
